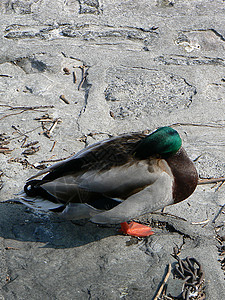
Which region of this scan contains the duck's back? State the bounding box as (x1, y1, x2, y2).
(39, 131, 147, 181)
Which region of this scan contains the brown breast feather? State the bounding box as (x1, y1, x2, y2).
(166, 147, 198, 203)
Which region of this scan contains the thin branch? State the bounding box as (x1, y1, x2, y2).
(170, 122, 225, 128)
(0, 74, 13, 78)
(191, 219, 210, 225)
(151, 212, 187, 221)
(50, 141, 57, 152)
(153, 264, 171, 300)
(198, 177, 225, 185)
(39, 153, 76, 164)
(0, 104, 54, 110)
(0, 110, 27, 121)
(6, 126, 42, 142)
(212, 205, 225, 224)
(0, 105, 54, 121)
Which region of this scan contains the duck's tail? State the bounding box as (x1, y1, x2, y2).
(13, 190, 65, 212)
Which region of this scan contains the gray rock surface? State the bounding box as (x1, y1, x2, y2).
(0, 0, 225, 299)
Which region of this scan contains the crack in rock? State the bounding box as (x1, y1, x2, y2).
(154, 54, 225, 66)
(76, 66, 92, 131)
(4, 23, 159, 49)
(209, 28, 225, 42)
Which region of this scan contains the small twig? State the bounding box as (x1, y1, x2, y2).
(39, 158, 63, 164)
(59, 94, 70, 104)
(153, 264, 171, 300)
(212, 205, 225, 224)
(198, 177, 225, 185)
(6, 125, 42, 142)
(49, 119, 59, 134)
(8, 157, 38, 169)
(0, 110, 28, 121)
(172, 243, 183, 257)
(0, 147, 13, 154)
(162, 296, 174, 300)
(5, 246, 19, 250)
(215, 181, 224, 192)
(44, 118, 61, 138)
(212, 181, 220, 189)
(63, 67, 70, 75)
(36, 118, 53, 122)
(73, 70, 77, 83)
(78, 65, 89, 90)
(21, 141, 39, 148)
(171, 122, 225, 129)
(22, 146, 40, 155)
(12, 125, 28, 138)
(0, 105, 54, 121)
(0, 104, 54, 110)
(151, 212, 187, 221)
(21, 136, 27, 147)
(0, 74, 13, 78)
(34, 113, 52, 121)
(50, 141, 57, 152)
(191, 219, 210, 225)
(216, 236, 223, 244)
(39, 152, 76, 164)
(2, 275, 18, 288)
(193, 154, 202, 162)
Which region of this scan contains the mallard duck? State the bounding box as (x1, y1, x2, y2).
(17, 127, 198, 237)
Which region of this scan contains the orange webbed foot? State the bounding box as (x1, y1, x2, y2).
(119, 221, 154, 237)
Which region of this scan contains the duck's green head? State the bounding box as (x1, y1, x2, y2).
(135, 127, 182, 159)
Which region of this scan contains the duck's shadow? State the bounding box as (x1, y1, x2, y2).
(0, 203, 118, 248)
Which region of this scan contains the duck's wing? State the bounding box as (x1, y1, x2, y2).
(28, 131, 147, 181)
(40, 159, 159, 202)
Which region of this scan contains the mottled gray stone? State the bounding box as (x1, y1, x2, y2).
(175, 29, 225, 53)
(105, 67, 196, 120)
